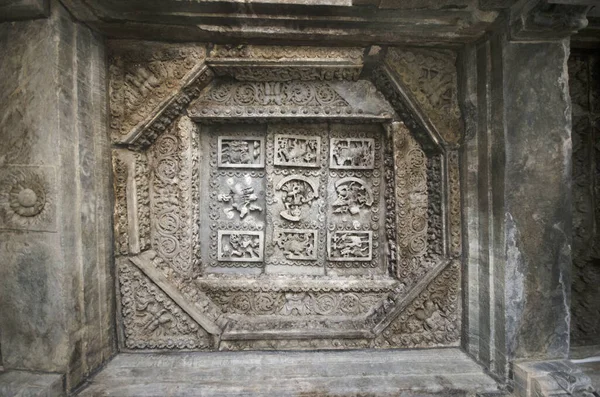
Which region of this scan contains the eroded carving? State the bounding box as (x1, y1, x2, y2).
(218, 136, 265, 168)
(274, 134, 321, 167)
(197, 80, 349, 108)
(328, 231, 373, 262)
(218, 231, 264, 262)
(275, 175, 319, 222)
(330, 138, 375, 169)
(108, 42, 206, 143)
(385, 48, 461, 145)
(119, 260, 212, 350)
(374, 261, 461, 349)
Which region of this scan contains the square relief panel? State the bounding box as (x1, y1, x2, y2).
(218, 136, 265, 168)
(274, 134, 321, 168)
(217, 230, 265, 262)
(327, 230, 373, 262)
(273, 229, 318, 261)
(330, 138, 375, 170)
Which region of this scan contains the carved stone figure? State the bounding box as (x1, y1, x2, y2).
(328, 231, 373, 261)
(275, 176, 319, 222)
(274, 135, 320, 167)
(332, 177, 373, 215)
(275, 229, 318, 260)
(218, 231, 264, 262)
(330, 138, 375, 169)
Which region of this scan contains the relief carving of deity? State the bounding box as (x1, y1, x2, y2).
(332, 177, 373, 215)
(275, 176, 319, 222)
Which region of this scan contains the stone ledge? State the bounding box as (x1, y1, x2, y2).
(0, 370, 64, 397)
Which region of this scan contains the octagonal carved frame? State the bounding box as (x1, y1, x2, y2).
(111, 44, 463, 351)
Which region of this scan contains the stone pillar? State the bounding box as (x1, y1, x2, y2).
(461, 26, 574, 385)
(0, 0, 115, 392)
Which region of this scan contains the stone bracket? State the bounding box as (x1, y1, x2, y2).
(129, 252, 224, 335)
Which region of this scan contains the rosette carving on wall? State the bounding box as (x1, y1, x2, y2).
(0, 166, 56, 232)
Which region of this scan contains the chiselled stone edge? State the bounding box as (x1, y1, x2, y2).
(128, 254, 223, 335)
(221, 323, 375, 341)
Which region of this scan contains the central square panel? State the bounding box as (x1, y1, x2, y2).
(199, 123, 385, 276)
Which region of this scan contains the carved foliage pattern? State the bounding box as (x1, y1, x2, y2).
(570, 52, 600, 346)
(119, 260, 212, 350)
(109, 43, 206, 141)
(109, 44, 464, 351)
(113, 153, 129, 256)
(209, 45, 364, 61)
(198, 80, 349, 108)
(385, 48, 462, 144)
(392, 124, 442, 292)
(149, 117, 198, 276)
(205, 290, 383, 317)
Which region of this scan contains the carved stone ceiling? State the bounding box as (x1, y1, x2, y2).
(109, 42, 464, 351)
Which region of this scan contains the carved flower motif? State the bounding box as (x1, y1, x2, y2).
(0, 168, 54, 231)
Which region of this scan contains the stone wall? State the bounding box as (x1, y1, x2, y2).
(0, 0, 115, 390)
(570, 50, 600, 348)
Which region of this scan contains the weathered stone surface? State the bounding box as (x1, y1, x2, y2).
(0, 0, 49, 22)
(569, 50, 600, 348)
(514, 360, 598, 397)
(0, 0, 115, 392)
(0, 370, 64, 397)
(76, 349, 499, 396)
(459, 31, 576, 384)
(499, 38, 572, 363)
(384, 47, 462, 145)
